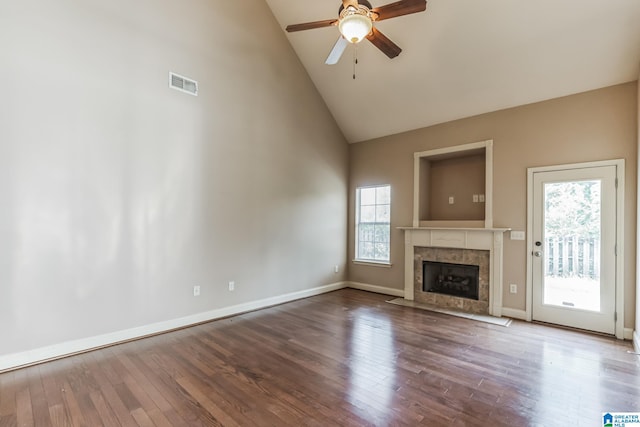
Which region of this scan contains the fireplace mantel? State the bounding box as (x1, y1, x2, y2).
(399, 227, 510, 316)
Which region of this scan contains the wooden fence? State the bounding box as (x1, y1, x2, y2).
(545, 236, 600, 279)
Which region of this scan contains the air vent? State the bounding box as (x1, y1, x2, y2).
(169, 72, 198, 96)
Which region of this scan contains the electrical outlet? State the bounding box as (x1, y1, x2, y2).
(510, 284, 517, 294)
(448, 196, 455, 204)
(228, 281, 235, 291)
(334, 265, 339, 273)
(193, 286, 201, 297)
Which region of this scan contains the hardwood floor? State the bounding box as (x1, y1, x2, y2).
(1, 289, 639, 426)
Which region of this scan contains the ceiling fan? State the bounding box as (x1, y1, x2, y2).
(285, 0, 427, 65)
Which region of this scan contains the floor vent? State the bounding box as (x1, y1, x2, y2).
(169, 72, 198, 96)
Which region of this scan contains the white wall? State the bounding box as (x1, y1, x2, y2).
(0, 0, 348, 366)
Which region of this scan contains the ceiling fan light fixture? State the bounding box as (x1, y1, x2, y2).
(338, 6, 372, 44)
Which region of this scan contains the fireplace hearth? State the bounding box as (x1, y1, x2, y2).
(423, 261, 479, 300)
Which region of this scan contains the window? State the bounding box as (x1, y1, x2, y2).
(355, 185, 391, 263)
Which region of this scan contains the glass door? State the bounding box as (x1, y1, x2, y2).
(531, 166, 616, 334)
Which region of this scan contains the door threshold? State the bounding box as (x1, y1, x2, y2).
(531, 320, 615, 338)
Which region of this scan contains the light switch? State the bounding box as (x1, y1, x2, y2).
(448, 196, 454, 204)
(473, 194, 479, 203)
(510, 231, 525, 240)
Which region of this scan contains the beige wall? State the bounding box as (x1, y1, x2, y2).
(349, 82, 637, 329)
(637, 74, 640, 342)
(427, 154, 486, 221)
(0, 0, 348, 357)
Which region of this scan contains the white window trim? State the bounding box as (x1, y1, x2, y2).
(355, 184, 391, 264)
(352, 260, 393, 268)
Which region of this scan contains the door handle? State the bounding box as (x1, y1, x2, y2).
(533, 250, 543, 257)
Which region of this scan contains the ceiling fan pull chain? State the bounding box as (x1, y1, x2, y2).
(353, 45, 358, 80)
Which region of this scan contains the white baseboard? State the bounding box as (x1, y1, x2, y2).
(500, 307, 528, 320)
(634, 330, 640, 353)
(347, 281, 405, 297)
(623, 328, 634, 341)
(0, 281, 348, 373)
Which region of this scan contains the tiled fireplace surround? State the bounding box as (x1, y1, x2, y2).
(414, 247, 490, 314)
(401, 227, 508, 317)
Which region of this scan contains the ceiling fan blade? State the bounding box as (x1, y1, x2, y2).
(371, 0, 427, 22)
(325, 37, 349, 65)
(286, 19, 338, 32)
(366, 27, 402, 59)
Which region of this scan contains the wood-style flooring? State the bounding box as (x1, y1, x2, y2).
(1, 289, 639, 426)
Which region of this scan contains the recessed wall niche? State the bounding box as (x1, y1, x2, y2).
(413, 140, 493, 228)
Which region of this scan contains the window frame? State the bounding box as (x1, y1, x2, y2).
(354, 184, 391, 265)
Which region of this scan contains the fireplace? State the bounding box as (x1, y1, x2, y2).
(413, 246, 489, 313)
(401, 227, 508, 316)
(423, 261, 479, 300)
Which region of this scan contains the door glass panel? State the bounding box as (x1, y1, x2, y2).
(543, 180, 601, 311)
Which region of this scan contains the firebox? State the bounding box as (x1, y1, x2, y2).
(422, 261, 479, 300)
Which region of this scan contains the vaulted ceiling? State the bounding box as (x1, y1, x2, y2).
(264, 0, 640, 143)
